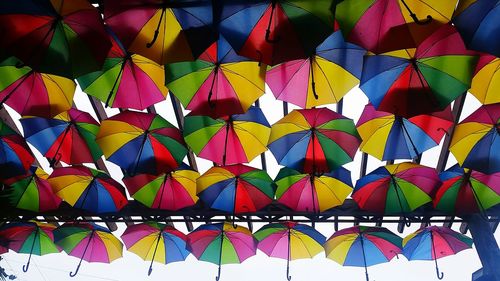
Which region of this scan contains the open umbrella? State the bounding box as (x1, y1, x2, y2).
(469, 54, 500, 105)
(54, 222, 123, 277)
(403, 226, 473, 280)
(324, 226, 402, 281)
(254, 222, 326, 280)
(268, 107, 360, 173)
(0, 120, 35, 179)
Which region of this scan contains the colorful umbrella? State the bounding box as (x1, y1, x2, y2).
(268, 107, 360, 173)
(360, 24, 478, 118)
(356, 103, 453, 161)
(187, 222, 257, 281)
(121, 222, 189, 276)
(219, 0, 335, 65)
(166, 35, 266, 118)
(274, 167, 353, 212)
(434, 164, 500, 216)
(469, 54, 500, 105)
(0, 221, 59, 272)
(266, 30, 365, 108)
(0, 166, 61, 212)
(0, 0, 110, 78)
(123, 163, 199, 211)
(324, 226, 402, 281)
(449, 104, 500, 174)
(54, 222, 123, 277)
(97, 111, 187, 175)
(184, 106, 271, 165)
(20, 108, 102, 167)
(0, 120, 35, 179)
(103, 0, 215, 64)
(47, 166, 128, 214)
(77, 29, 167, 110)
(0, 56, 75, 117)
(254, 222, 326, 280)
(403, 226, 473, 279)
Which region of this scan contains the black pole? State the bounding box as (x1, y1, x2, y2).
(22, 225, 39, 272)
(69, 230, 95, 277)
(232, 177, 239, 228)
(105, 55, 130, 108)
(215, 230, 224, 281)
(156, 174, 169, 209)
(400, 0, 433, 24)
(265, 1, 280, 43)
(390, 176, 411, 227)
(430, 231, 444, 280)
(309, 57, 319, 100)
(146, 7, 167, 48)
(286, 228, 292, 281)
(48, 122, 73, 168)
(207, 64, 220, 108)
(222, 118, 232, 166)
(148, 231, 163, 276)
(359, 233, 370, 281)
(131, 131, 150, 175)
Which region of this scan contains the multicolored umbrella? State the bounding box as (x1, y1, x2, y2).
(184, 106, 271, 165)
(469, 54, 500, 105)
(166, 35, 266, 118)
(0, 56, 75, 117)
(254, 222, 326, 280)
(0, 166, 61, 212)
(274, 167, 353, 212)
(0, 0, 110, 78)
(268, 107, 360, 173)
(97, 111, 187, 175)
(0, 221, 59, 272)
(434, 164, 500, 216)
(356, 103, 453, 161)
(20, 108, 102, 167)
(121, 222, 189, 276)
(123, 163, 199, 211)
(360, 24, 478, 118)
(103, 0, 215, 64)
(449, 104, 500, 174)
(77, 29, 167, 110)
(0, 120, 35, 179)
(324, 226, 402, 281)
(54, 222, 123, 277)
(403, 226, 473, 280)
(187, 222, 257, 281)
(47, 166, 128, 214)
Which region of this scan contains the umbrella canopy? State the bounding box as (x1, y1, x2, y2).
(0, 0, 110, 78)
(274, 167, 353, 212)
(187, 222, 257, 281)
(97, 111, 187, 175)
(0, 120, 35, 179)
(166, 35, 266, 118)
(266, 31, 366, 108)
(268, 107, 360, 173)
(20, 108, 102, 167)
(123, 163, 199, 211)
(121, 222, 189, 276)
(449, 103, 500, 174)
(47, 166, 128, 214)
(184, 106, 271, 165)
(403, 226, 473, 280)
(54, 222, 123, 277)
(469, 54, 500, 105)
(254, 222, 326, 280)
(356, 103, 453, 161)
(0, 56, 75, 117)
(219, 0, 335, 65)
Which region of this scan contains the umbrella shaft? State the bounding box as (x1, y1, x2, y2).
(1, 71, 33, 105)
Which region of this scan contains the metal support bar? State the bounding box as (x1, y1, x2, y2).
(466, 214, 500, 281)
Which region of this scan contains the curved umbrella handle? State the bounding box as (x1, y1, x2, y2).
(265, 29, 280, 43)
(410, 13, 433, 25)
(69, 263, 82, 278)
(146, 30, 161, 48)
(435, 265, 444, 280)
(215, 263, 222, 281)
(148, 265, 153, 276)
(286, 258, 292, 281)
(22, 261, 30, 273)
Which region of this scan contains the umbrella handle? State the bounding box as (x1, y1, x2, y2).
(146, 30, 160, 48)
(410, 13, 433, 25)
(286, 257, 292, 281)
(265, 29, 280, 43)
(69, 263, 81, 278)
(435, 264, 444, 280)
(148, 265, 153, 276)
(22, 261, 30, 273)
(215, 263, 221, 281)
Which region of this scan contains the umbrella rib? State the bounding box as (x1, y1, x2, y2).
(314, 58, 340, 102)
(413, 0, 449, 20)
(220, 66, 266, 91)
(315, 177, 344, 206)
(273, 60, 311, 98)
(232, 124, 268, 147)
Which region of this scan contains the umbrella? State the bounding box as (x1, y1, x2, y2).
(469, 54, 500, 105)
(266, 31, 365, 108)
(0, 120, 35, 179)
(123, 163, 199, 211)
(274, 167, 353, 212)
(0, 221, 59, 272)
(103, 0, 215, 64)
(0, 56, 75, 117)
(324, 226, 402, 281)
(166, 35, 266, 118)
(268, 107, 360, 173)
(449, 103, 500, 174)
(434, 164, 500, 216)
(360, 24, 478, 118)
(77, 29, 167, 110)
(97, 110, 187, 175)
(219, 0, 335, 65)
(254, 222, 326, 280)
(121, 222, 190, 276)
(47, 166, 128, 214)
(184, 106, 271, 165)
(187, 222, 257, 281)
(20, 108, 103, 167)
(54, 222, 123, 277)
(0, 0, 110, 78)
(356, 103, 453, 161)
(403, 226, 473, 280)
(0, 166, 61, 212)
